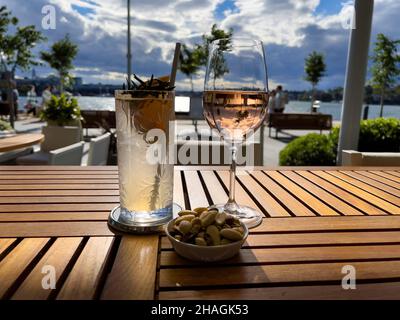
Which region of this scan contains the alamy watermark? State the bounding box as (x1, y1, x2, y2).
(41, 265, 56, 290)
(41, 4, 56, 30)
(341, 265, 356, 290)
(132, 122, 259, 170)
(341, 4, 356, 30)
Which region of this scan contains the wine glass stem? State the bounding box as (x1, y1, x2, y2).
(228, 144, 237, 205)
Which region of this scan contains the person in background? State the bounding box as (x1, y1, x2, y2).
(25, 85, 38, 116)
(0, 92, 8, 114)
(41, 84, 52, 109)
(274, 85, 288, 113)
(267, 90, 276, 113)
(13, 87, 19, 120)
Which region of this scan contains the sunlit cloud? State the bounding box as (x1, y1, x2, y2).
(4, 0, 399, 90)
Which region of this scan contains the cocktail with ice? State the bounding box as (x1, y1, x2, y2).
(109, 87, 175, 232)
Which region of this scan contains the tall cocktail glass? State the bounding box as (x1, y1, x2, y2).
(108, 90, 175, 233)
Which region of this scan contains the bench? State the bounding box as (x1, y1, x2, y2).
(267, 113, 332, 138)
(81, 110, 116, 136)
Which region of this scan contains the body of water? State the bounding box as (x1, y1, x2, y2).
(17, 96, 400, 121)
(286, 101, 400, 121)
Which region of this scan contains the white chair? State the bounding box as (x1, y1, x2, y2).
(342, 150, 400, 166)
(49, 142, 84, 165)
(16, 126, 82, 165)
(87, 133, 111, 165)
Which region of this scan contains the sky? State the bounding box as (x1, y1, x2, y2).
(2, 0, 399, 91)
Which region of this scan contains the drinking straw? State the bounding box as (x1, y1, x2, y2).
(169, 42, 181, 86)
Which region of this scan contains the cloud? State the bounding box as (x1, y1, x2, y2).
(4, 0, 399, 91)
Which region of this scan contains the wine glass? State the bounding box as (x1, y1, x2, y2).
(203, 38, 269, 228)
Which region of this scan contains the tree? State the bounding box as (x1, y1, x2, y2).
(370, 33, 400, 117)
(197, 24, 233, 66)
(178, 24, 233, 91)
(196, 24, 233, 88)
(41, 35, 78, 93)
(0, 6, 45, 76)
(304, 51, 326, 112)
(178, 44, 201, 92)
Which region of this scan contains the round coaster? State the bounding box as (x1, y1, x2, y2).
(108, 203, 182, 234)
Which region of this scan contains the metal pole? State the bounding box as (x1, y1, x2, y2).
(127, 0, 132, 85)
(337, 0, 374, 164)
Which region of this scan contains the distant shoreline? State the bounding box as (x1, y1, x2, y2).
(15, 96, 400, 122)
(15, 94, 400, 107)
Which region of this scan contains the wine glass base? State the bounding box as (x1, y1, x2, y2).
(208, 203, 263, 229)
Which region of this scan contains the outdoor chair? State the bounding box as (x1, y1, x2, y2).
(342, 150, 400, 166)
(49, 142, 85, 165)
(0, 147, 33, 164)
(16, 126, 82, 165)
(87, 132, 111, 165)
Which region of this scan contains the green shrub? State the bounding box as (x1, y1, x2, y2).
(0, 119, 12, 131)
(358, 118, 400, 152)
(40, 94, 82, 126)
(279, 118, 400, 166)
(279, 133, 336, 166)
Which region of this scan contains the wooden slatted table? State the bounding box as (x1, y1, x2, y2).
(0, 166, 399, 300)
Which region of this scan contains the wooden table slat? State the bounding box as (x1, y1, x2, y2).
(57, 237, 114, 300)
(0, 190, 120, 197)
(0, 221, 114, 237)
(358, 171, 400, 189)
(216, 171, 261, 211)
(0, 203, 117, 213)
(12, 237, 83, 300)
(0, 179, 119, 185)
(0, 196, 119, 204)
(264, 171, 341, 216)
(280, 171, 363, 216)
(387, 171, 400, 178)
(0, 238, 49, 298)
(250, 171, 315, 216)
(160, 244, 400, 267)
(159, 282, 400, 300)
(0, 238, 17, 257)
(0, 212, 109, 222)
(100, 235, 158, 300)
(236, 172, 290, 217)
(0, 175, 118, 180)
(161, 231, 400, 250)
(372, 171, 400, 183)
(159, 260, 400, 289)
(314, 171, 399, 214)
(251, 216, 400, 233)
(0, 184, 118, 191)
(199, 171, 228, 205)
(337, 171, 400, 202)
(297, 171, 388, 215)
(183, 171, 210, 209)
